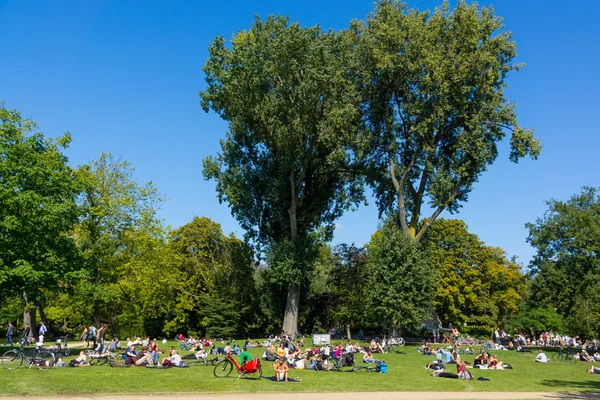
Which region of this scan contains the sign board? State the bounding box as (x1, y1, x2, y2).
(312, 334, 331, 345)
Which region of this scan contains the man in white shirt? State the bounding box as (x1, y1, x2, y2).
(535, 350, 548, 363)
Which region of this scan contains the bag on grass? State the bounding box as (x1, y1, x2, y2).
(504, 363, 513, 369)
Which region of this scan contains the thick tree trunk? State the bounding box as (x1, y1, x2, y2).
(282, 169, 300, 338)
(22, 291, 36, 338)
(282, 286, 300, 337)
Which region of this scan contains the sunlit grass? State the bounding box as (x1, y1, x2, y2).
(0, 341, 598, 395)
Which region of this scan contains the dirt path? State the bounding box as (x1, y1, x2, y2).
(2, 392, 597, 400)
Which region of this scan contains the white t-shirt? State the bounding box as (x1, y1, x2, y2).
(535, 353, 548, 362)
(170, 354, 182, 365)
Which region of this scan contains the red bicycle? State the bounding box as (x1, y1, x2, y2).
(213, 352, 262, 379)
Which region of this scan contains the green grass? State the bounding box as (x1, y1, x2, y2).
(0, 341, 599, 396)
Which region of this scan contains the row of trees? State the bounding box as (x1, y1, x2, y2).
(2, 0, 598, 340)
(0, 100, 598, 338)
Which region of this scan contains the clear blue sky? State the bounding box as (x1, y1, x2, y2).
(1, 0, 598, 267)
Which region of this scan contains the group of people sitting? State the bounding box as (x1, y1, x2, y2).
(425, 346, 508, 376)
(259, 339, 384, 372)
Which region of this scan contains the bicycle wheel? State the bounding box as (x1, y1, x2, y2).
(256, 366, 263, 379)
(1, 350, 23, 370)
(398, 338, 405, 346)
(34, 351, 55, 370)
(90, 356, 108, 366)
(569, 355, 578, 364)
(63, 347, 71, 357)
(552, 352, 563, 362)
(213, 360, 233, 378)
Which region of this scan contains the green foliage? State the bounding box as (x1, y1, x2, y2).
(167, 217, 256, 337)
(426, 219, 526, 328)
(527, 187, 600, 338)
(0, 102, 82, 305)
(200, 15, 365, 334)
(353, 0, 541, 241)
(507, 306, 565, 338)
(365, 221, 434, 332)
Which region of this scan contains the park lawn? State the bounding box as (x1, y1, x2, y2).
(0, 341, 599, 396)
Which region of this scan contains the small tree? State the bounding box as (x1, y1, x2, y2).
(366, 221, 435, 333)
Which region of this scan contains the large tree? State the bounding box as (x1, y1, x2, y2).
(200, 16, 364, 335)
(74, 152, 165, 334)
(527, 187, 600, 337)
(0, 102, 82, 332)
(354, 0, 541, 241)
(426, 218, 526, 329)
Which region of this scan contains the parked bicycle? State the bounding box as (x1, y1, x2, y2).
(1, 344, 54, 370)
(552, 347, 578, 363)
(50, 335, 71, 357)
(86, 349, 123, 366)
(213, 352, 262, 379)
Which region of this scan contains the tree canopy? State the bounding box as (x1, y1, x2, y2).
(426, 218, 526, 330)
(200, 15, 364, 335)
(354, 0, 541, 241)
(527, 187, 600, 337)
(0, 102, 82, 329)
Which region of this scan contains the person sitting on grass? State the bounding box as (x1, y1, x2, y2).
(162, 346, 182, 367)
(272, 357, 289, 381)
(474, 351, 489, 367)
(126, 345, 137, 366)
(489, 354, 504, 369)
(363, 350, 382, 365)
(534, 349, 548, 363)
(134, 346, 155, 366)
(457, 361, 473, 380)
(580, 350, 593, 362)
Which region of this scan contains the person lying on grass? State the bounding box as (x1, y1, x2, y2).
(70, 351, 89, 367)
(586, 366, 600, 374)
(272, 357, 289, 381)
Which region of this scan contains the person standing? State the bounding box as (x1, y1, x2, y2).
(3, 322, 14, 346)
(38, 322, 47, 344)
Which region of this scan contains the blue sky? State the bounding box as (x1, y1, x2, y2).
(1, 0, 598, 266)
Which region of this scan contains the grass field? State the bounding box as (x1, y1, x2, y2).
(0, 340, 599, 396)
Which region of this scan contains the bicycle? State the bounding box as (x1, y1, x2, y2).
(213, 352, 262, 379)
(86, 349, 123, 366)
(50, 335, 71, 357)
(552, 347, 578, 363)
(1, 344, 55, 370)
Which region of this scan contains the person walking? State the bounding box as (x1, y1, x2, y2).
(3, 322, 14, 346)
(38, 321, 47, 344)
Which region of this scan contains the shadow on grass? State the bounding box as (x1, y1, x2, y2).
(540, 379, 600, 399)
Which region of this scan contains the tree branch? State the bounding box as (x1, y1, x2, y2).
(389, 157, 415, 237)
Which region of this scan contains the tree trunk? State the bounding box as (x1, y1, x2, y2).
(346, 324, 351, 340)
(282, 169, 300, 337)
(36, 301, 47, 324)
(282, 286, 300, 337)
(22, 291, 36, 338)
